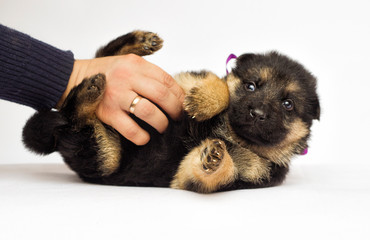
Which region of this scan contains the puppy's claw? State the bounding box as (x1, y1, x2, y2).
(201, 139, 226, 173)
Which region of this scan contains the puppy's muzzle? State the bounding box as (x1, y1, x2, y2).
(249, 108, 266, 122)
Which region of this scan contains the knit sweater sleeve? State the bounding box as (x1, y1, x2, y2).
(0, 24, 75, 110)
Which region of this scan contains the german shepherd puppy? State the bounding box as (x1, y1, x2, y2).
(23, 31, 320, 193)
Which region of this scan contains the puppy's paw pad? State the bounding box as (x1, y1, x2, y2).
(201, 140, 226, 173)
(137, 31, 163, 53)
(82, 74, 106, 100)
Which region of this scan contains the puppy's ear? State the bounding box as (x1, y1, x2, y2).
(312, 97, 321, 120)
(233, 53, 256, 77)
(237, 53, 256, 64)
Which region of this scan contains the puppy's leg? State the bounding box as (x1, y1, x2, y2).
(229, 146, 272, 185)
(170, 139, 236, 193)
(175, 72, 230, 121)
(60, 74, 121, 176)
(95, 31, 163, 57)
(61, 73, 106, 124)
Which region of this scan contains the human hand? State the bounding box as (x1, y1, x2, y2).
(57, 54, 185, 145)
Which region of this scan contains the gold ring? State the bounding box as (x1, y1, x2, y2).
(129, 95, 142, 114)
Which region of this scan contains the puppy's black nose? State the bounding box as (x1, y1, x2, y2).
(250, 108, 266, 121)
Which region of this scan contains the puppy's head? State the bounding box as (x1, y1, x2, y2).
(226, 51, 320, 148)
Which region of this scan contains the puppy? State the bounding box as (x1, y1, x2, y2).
(23, 31, 320, 193)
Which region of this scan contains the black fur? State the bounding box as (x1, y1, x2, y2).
(95, 33, 137, 57)
(222, 163, 290, 191)
(23, 111, 67, 154)
(230, 52, 320, 147)
(23, 94, 292, 191)
(23, 31, 320, 193)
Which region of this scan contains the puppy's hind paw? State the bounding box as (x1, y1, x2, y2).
(201, 140, 226, 173)
(134, 31, 163, 55)
(140, 32, 163, 53)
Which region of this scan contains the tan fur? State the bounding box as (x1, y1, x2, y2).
(259, 67, 273, 83)
(171, 139, 237, 193)
(226, 74, 241, 98)
(75, 103, 121, 176)
(231, 147, 271, 184)
(87, 32, 318, 192)
(75, 96, 102, 127)
(245, 67, 273, 84)
(283, 119, 309, 144)
(74, 76, 121, 176)
(76, 104, 97, 121)
(174, 72, 199, 93)
(286, 81, 301, 93)
(74, 75, 106, 124)
(116, 45, 142, 56)
(249, 119, 309, 166)
(217, 115, 271, 183)
(175, 72, 230, 121)
(176, 69, 311, 186)
(76, 107, 121, 176)
(94, 121, 121, 176)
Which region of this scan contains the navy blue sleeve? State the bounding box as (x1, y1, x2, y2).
(0, 24, 75, 110)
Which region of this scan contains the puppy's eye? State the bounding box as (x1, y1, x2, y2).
(245, 82, 256, 92)
(282, 99, 294, 111)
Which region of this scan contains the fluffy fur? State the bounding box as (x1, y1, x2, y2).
(23, 31, 320, 193)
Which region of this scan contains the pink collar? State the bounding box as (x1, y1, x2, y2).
(226, 53, 237, 75)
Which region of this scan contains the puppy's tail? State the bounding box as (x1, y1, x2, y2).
(22, 111, 67, 155)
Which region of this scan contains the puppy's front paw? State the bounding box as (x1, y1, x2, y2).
(170, 138, 236, 193)
(184, 86, 210, 121)
(201, 140, 226, 173)
(83, 74, 106, 101)
(183, 72, 230, 122)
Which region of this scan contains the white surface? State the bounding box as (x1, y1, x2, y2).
(1, 162, 369, 240)
(0, 0, 370, 239)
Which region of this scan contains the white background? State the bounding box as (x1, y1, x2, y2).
(0, 1, 370, 240)
(1, 0, 370, 165)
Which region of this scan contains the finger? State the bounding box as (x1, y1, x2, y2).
(131, 97, 169, 133)
(115, 91, 169, 133)
(109, 110, 150, 146)
(132, 76, 183, 120)
(139, 60, 185, 103)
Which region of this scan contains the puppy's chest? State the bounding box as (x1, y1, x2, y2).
(177, 119, 221, 151)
